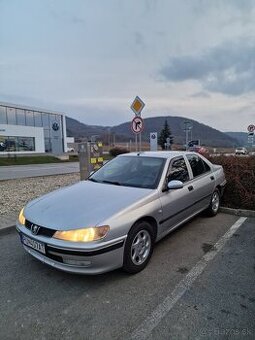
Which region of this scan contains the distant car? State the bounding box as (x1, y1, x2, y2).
(235, 147, 248, 155)
(67, 147, 75, 152)
(188, 145, 208, 155)
(16, 151, 226, 275)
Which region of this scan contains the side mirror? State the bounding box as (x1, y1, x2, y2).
(167, 180, 184, 190)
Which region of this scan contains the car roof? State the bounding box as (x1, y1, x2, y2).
(120, 151, 196, 159)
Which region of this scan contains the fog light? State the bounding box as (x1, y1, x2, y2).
(63, 258, 91, 266)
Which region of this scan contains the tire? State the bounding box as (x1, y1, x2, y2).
(205, 188, 220, 217)
(123, 221, 155, 274)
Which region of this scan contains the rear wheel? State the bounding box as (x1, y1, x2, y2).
(205, 189, 220, 217)
(123, 221, 154, 274)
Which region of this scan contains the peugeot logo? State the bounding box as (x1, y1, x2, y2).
(31, 224, 40, 235)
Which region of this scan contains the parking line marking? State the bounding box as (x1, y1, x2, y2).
(130, 217, 247, 340)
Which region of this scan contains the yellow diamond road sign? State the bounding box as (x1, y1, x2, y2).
(131, 96, 145, 116)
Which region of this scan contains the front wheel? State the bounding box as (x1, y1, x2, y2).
(123, 221, 154, 274)
(205, 189, 220, 217)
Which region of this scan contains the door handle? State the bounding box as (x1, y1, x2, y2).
(188, 185, 194, 191)
(210, 176, 215, 181)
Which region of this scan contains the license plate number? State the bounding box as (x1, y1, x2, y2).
(21, 234, 46, 254)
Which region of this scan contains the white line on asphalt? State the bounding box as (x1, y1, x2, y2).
(130, 217, 247, 340)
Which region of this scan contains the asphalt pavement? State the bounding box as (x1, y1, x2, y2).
(0, 162, 79, 180)
(0, 213, 254, 339)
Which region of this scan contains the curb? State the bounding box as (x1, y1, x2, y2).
(219, 207, 255, 218)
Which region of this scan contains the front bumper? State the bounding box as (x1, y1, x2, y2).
(220, 179, 227, 197)
(16, 223, 126, 274)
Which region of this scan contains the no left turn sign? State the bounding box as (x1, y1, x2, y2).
(131, 116, 144, 134)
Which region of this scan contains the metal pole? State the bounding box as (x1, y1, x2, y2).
(135, 134, 138, 152)
(139, 132, 142, 152)
(185, 129, 188, 151)
(78, 142, 90, 180)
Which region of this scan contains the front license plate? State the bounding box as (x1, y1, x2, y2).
(21, 234, 46, 254)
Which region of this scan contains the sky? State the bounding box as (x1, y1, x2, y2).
(1, 0, 255, 132)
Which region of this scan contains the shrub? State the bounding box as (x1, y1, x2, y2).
(109, 147, 129, 157)
(207, 156, 255, 210)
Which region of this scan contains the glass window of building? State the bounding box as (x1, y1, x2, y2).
(16, 109, 26, 125)
(17, 137, 35, 151)
(0, 135, 7, 151)
(44, 138, 52, 152)
(42, 113, 50, 127)
(55, 114, 61, 123)
(44, 129, 50, 138)
(5, 136, 17, 151)
(7, 107, 16, 125)
(25, 110, 34, 126)
(0, 136, 35, 152)
(34, 111, 42, 127)
(0, 106, 7, 124)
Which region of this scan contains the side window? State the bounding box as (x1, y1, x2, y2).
(187, 154, 211, 178)
(168, 157, 189, 183)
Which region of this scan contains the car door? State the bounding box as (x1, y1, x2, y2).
(158, 156, 193, 236)
(185, 154, 215, 212)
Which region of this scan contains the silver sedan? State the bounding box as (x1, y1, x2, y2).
(16, 151, 226, 274)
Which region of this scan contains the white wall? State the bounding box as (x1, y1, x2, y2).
(0, 124, 45, 153)
(62, 115, 68, 153)
(66, 137, 75, 143)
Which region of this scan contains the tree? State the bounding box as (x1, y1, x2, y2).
(158, 120, 174, 150)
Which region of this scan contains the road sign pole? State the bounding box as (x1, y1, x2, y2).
(185, 129, 188, 151)
(183, 120, 193, 150)
(130, 96, 145, 152)
(131, 116, 144, 152)
(78, 142, 90, 181)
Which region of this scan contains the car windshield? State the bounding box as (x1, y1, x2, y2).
(89, 156, 166, 189)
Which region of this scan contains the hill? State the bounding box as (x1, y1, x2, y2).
(111, 116, 239, 147)
(66, 116, 239, 147)
(225, 132, 248, 146)
(66, 117, 110, 139)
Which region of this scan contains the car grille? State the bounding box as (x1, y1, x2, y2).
(25, 220, 56, 237)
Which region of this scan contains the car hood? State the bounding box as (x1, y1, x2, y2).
(24, 181, 153, 230)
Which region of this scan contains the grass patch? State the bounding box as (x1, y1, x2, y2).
(0, 156, 70, 166)
(0, 154, 112, 166)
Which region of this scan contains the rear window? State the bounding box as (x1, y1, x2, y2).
(187, 154, 211, 178)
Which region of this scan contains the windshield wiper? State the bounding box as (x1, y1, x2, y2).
(88, 178, 98, 182)
(102, 180, 121, 186)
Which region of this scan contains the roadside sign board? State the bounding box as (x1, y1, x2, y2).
(131, 96, 145, 116)
(90, 142, 104, 170)
(131, 116, 144, 134)
(188, 140, 200, 147)
(150, 132, 157, 151)
(247, 124, 255, 132)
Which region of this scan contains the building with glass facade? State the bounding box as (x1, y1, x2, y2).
(0, 102, 67, 154)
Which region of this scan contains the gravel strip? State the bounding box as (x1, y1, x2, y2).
(1, 174, 80, 216)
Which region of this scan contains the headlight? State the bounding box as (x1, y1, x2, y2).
(18, 208, 25, 225)
(53, 225, 110, 242)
